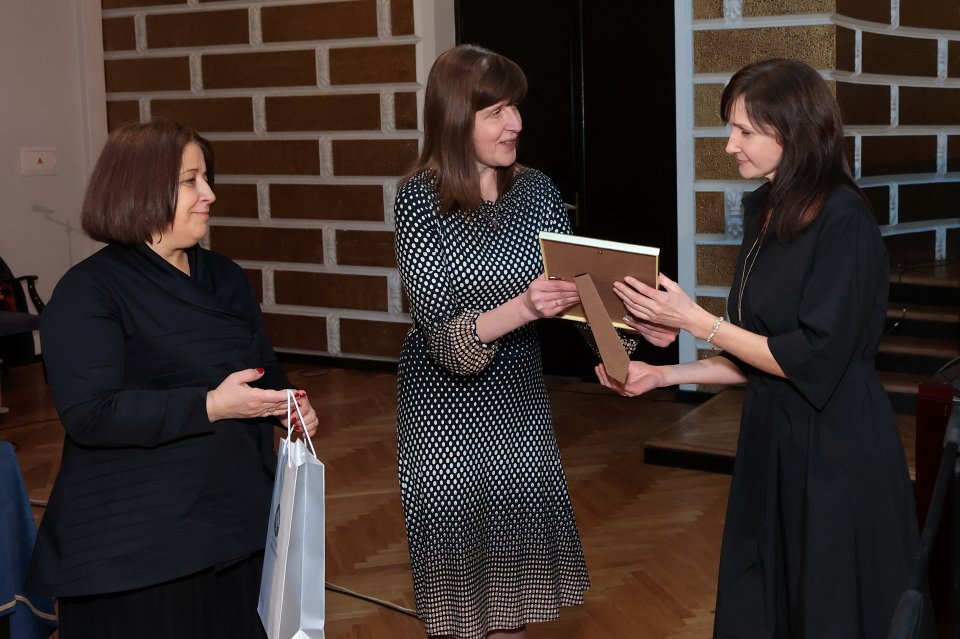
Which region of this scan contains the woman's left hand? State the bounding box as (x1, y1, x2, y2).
(615, 272, 703, 335)
(521, 275, 581, 320)
(280, 390, 319, 438)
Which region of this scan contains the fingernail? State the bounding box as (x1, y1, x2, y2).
(256, 368, 264, 374)
(297, 391, 306, 398)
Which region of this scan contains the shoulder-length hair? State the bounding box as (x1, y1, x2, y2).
(81, 118, 209, 245)
(404, 44, 527, 215)
(720, 58, 864, 243)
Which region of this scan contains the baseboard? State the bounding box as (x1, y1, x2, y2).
(643, 445, 735, 475)
(277, 352, 399, 373)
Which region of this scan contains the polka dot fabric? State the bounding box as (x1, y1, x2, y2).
(394, 168, 589, 638)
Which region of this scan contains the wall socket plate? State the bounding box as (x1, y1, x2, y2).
(20, 146, 58, 176)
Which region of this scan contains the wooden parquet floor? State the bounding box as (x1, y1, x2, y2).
(2, 362, 732, 639)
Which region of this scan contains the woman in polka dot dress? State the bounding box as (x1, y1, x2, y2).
(393, 44, 589, 639)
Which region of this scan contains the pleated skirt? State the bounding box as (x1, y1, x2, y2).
(57, 552, 266, 639)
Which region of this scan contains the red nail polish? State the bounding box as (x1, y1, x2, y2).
(256, 368, 264, 374)
(297, 391, 306, 398)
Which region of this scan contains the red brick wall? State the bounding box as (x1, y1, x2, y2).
(685, 1, 960, 365)
(690, 2, 960, 280)
(101, 0, 416, 361)
(833, 3, 960, 267)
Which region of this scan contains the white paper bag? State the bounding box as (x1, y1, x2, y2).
(258, 390, 325, 639)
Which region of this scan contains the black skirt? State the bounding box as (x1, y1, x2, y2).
(57, 552, 266, 639)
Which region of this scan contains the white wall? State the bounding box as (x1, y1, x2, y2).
(0, 0, 106, 319)
(414, 0, 456, 128)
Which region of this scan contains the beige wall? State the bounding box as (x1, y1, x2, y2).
(0, 0, 105, 319)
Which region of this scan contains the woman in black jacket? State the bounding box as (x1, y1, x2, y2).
(27, 119, 319, 639)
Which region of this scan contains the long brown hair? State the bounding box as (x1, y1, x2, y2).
(81, 118, 206, 245)
(721, 58, 865, 243)
(404, 44, 527, 214)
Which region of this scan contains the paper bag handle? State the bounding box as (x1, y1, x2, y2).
(285, 388, 317, 461)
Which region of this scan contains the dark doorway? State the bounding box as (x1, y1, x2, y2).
(457, 0, 678, 376)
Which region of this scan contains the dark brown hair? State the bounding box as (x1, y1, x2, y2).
(404, 44, 527, 214)
(720, 58, 864, 243)
(81, 118, 207, 245)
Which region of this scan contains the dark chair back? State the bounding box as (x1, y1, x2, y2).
(0, 257, 42, 369)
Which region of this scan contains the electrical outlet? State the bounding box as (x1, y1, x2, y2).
(20, 146, 58, 176)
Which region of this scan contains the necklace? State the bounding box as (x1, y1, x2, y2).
(474, 201, 499, 230)
(735, 218, 769, 324)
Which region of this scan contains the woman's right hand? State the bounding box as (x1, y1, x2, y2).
(595, 361, 665, 397)
(206, 368, 292, 422)
(521, 275, 580, 320)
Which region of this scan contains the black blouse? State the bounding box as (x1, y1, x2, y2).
(27, 243, 289, 597)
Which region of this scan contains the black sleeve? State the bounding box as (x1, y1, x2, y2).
(40, 269, 215, 448)
(767, 197, 883, 409)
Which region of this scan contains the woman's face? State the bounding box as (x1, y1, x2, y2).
(473, 101, 522, 173)
(167, 142, 215, 248)
(725, 96, 783, 181)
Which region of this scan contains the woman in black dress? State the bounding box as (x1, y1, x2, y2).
(27, 119, 319, 639)
(596, 59, 924, 637)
